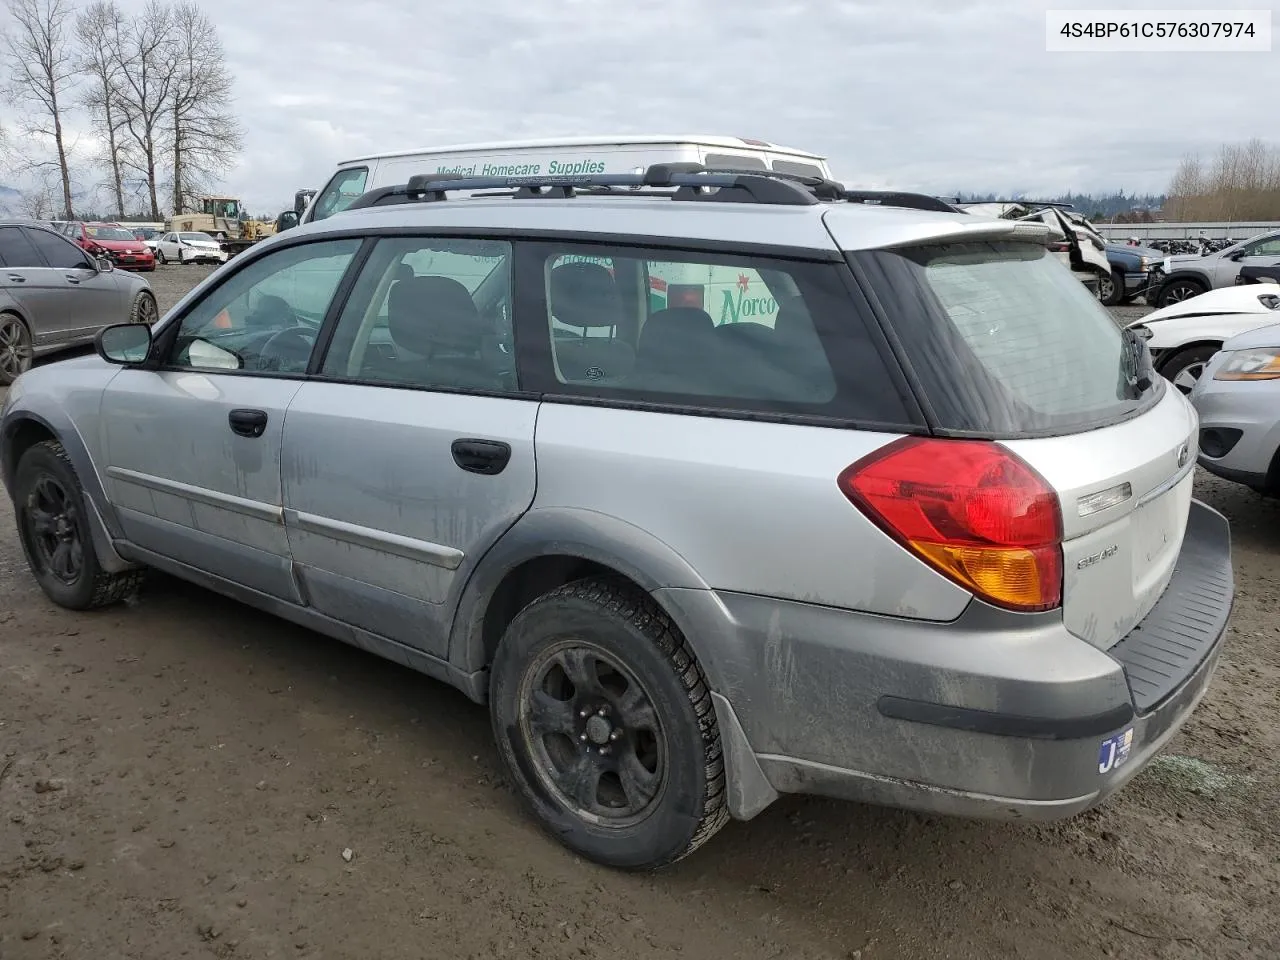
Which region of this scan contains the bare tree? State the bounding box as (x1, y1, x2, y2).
(167, 1, 242, 214)
(1167, 141, 1280, 221)
(2, 0, 79, 219)
(109, 0, 176, 219)
(76, 0, 131, 219)
(16, 166, 62, 219)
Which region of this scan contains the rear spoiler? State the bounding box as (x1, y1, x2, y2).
(872, 218, 1055, 250)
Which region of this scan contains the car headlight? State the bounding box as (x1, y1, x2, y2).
(1139, 256, 1157, 269)
(1213, 347, 1280, 381)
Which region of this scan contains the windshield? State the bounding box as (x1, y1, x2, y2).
(86, 226, 138, 242)
(181, 233, 215, 242)
(855, 241, 1160, 436)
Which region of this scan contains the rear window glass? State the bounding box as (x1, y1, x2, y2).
(856, 242, 1160, 435)
(704, 153, 767, 170)
(524, 242, 918, 426)
(772, 160, 825, 178)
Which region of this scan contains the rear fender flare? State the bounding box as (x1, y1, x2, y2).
(446, 507, 715, 679)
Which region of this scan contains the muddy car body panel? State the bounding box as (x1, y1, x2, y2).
(1, 168, 1235, 865)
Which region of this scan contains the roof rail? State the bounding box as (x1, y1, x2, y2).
(340, 168, 822, 210)
(341, 164, 967, 215)
(842, 191, 962, 214)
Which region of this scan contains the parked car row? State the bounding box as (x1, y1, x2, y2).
(1145, 229, 1280, 308)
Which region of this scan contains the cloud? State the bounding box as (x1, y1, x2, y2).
(2, 0, 1277, 213)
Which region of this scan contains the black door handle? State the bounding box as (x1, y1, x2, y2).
(228, 408, 268, 438)
(451, 438, 511, 475)
(8, 274, 25, 283)
(64, 274, 81, 284)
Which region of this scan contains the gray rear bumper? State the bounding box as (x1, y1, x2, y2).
(657, 500, 1233, 821)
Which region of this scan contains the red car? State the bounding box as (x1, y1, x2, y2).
(62, 221, 156, 272)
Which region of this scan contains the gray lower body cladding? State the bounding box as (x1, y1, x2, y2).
(658, 500, 1232, 821)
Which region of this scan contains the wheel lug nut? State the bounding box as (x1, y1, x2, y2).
(599, 746, 610, 755)
(579, 709, 589, 718)
(609, 730, 621, 741)
(579, 733, 588, 741)
(597, 707, 608, 717)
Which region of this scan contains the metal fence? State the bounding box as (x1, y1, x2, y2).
(1097, 222, 1280, 241)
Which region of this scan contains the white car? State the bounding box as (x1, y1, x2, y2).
(956, 202, 1110, 297)
(154, 231, 227, 265)
(1127, 284, 1280, 392)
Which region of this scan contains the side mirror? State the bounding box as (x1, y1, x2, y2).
(1229, 250, 1248, 261)
(96, 255, 114, 272)
(276, 211, 299, 232)
(95, 323, 152, 365)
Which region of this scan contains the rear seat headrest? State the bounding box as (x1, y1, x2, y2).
(550, 262, 621, 328)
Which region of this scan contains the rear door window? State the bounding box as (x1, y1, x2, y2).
(855, 241, 1160, 435)
(518, 241, 919, 426)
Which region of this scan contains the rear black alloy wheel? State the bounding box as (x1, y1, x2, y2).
(490, 578, 729, 869)
(519, 640, 667, 827)
(0, 313, 33, 385)
(15, 441, 145, 609)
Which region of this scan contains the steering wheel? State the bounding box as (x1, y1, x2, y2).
(258, 326, 316, 371)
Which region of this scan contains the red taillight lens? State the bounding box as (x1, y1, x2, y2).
(838, 438, 1063, 612)
(1047, 241, 1072, 253)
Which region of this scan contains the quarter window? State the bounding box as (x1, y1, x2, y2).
(529, 243, 915, 424)
(320, 237, 514, 392)
(164, 239, 360, 374)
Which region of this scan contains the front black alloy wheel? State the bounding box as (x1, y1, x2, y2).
(1156, 278, 1207, 309)
(490, 578, 729, 869)
(14, 441, 145, 610)
(24, 472, 84, 585)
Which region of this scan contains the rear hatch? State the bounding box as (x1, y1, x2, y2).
(851, 238, 1193, 648)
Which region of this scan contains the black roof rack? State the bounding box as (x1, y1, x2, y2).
(842, 191, 962, 214)
(342, 164, 964, 215)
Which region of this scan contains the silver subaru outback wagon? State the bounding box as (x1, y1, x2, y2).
(1, 167, 1233, 869)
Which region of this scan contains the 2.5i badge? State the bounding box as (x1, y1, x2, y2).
(1098, 729, 1135, 774)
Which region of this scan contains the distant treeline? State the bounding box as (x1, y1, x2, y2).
(953, 191, 1166, 221)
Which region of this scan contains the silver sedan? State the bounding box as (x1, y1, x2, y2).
(0, 220, 158, 385)
(1191, 321, 1280, 495)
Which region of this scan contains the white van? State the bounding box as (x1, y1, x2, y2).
(301, 135, 832, 226)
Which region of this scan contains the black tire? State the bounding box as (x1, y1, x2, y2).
(129, 290, 158, 326)
(489, 577, 728, 869)
(1155, 277, 1207, 309)
(14, 440, 145, 610)
(0, 312, 33, 386)
(156, 249, 167, 265)
(1099, 269, 1125, 307)
(1160, 343, 1220, 394)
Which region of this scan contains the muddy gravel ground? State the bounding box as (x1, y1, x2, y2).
(1, 269, 1278, 959)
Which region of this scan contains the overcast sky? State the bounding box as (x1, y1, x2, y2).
(2, 0, 1278, 213)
